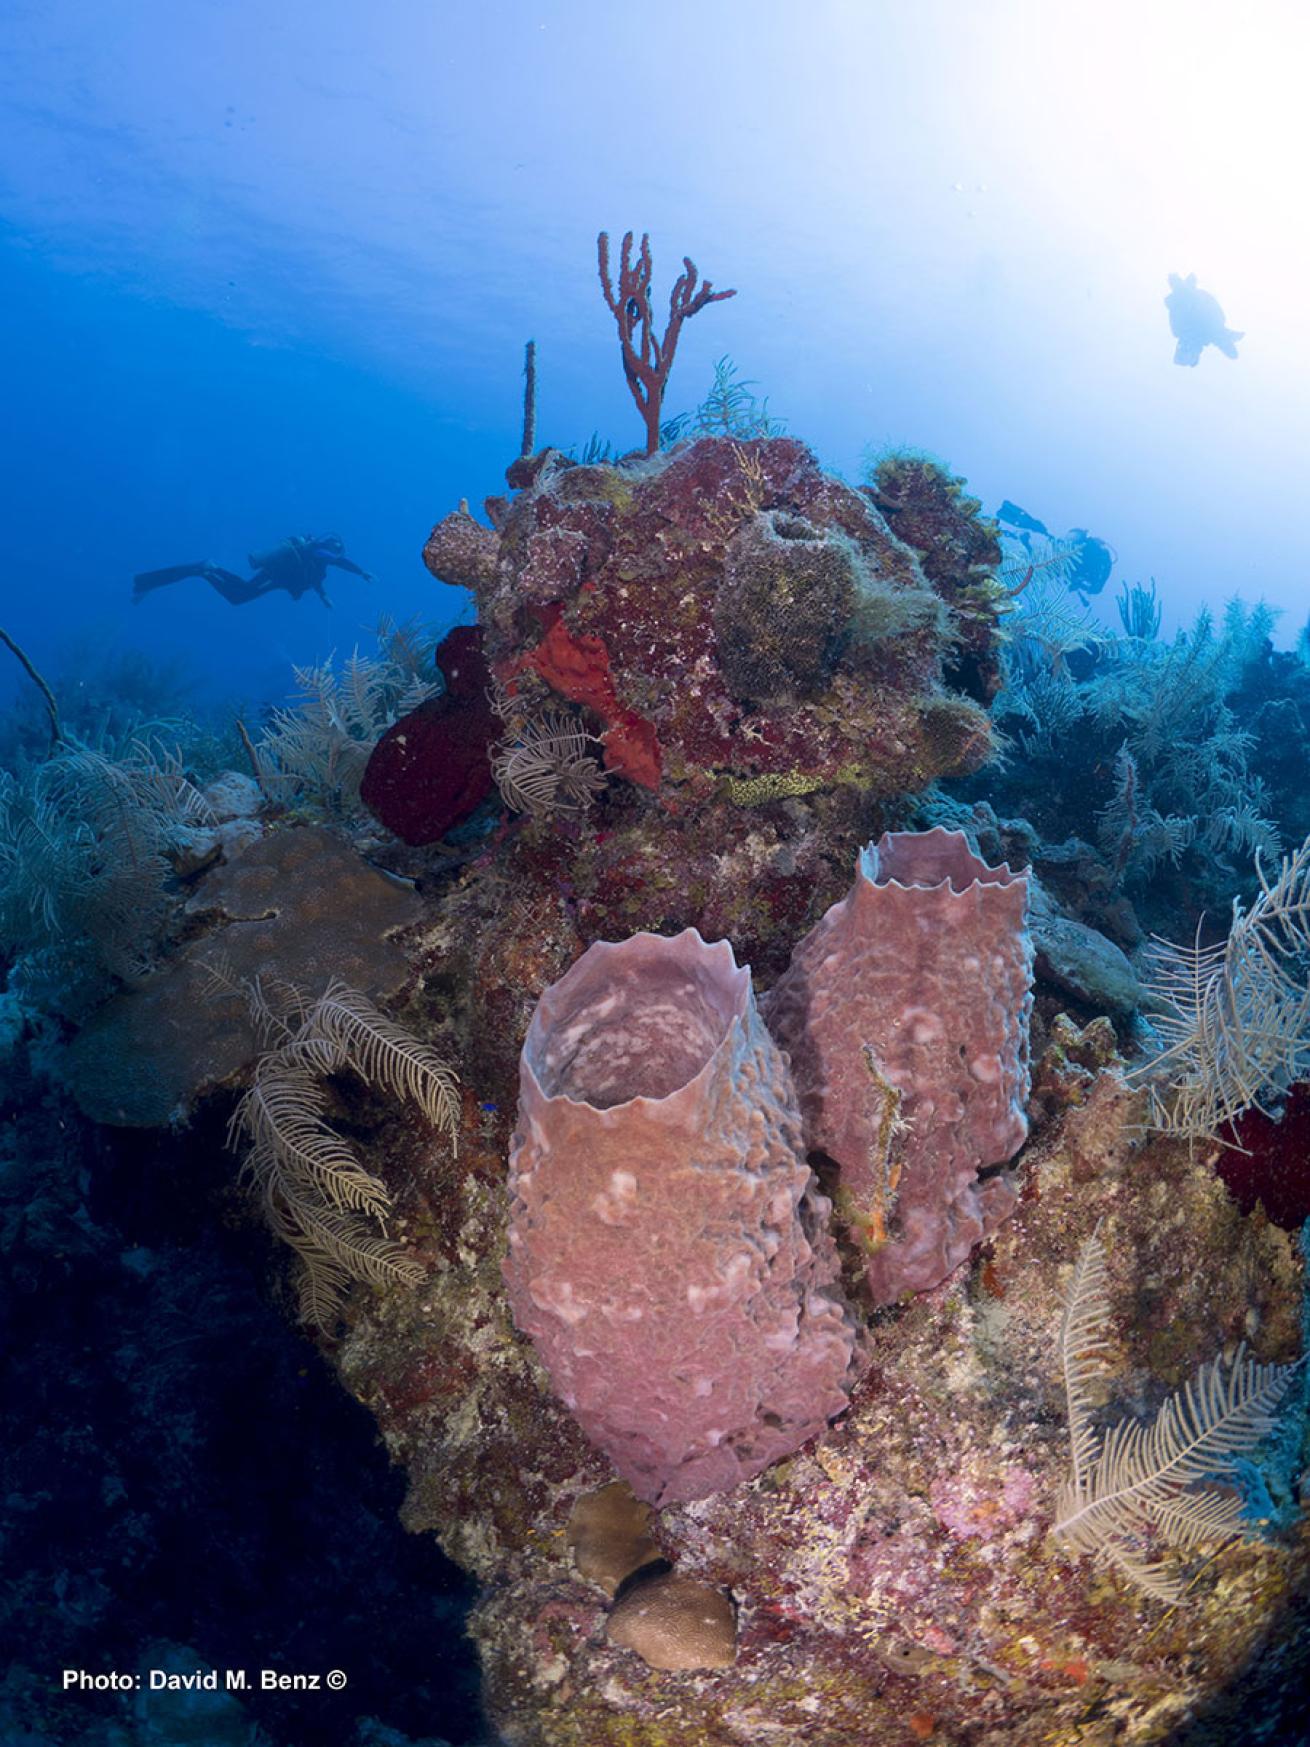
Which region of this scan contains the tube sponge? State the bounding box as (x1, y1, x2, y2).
(763, 828, 1032, 1303)
(503, 928, 857, 1506)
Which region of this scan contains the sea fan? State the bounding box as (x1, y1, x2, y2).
(253, 633, 439, 813)
(1054, 1226, 1302, 1602)
(1096, 744, 1196, 877)
(689, 354, 785, 440)
(0, 737, 212, 989)
(996, 536, 1114, 673)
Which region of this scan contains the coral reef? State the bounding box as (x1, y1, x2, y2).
(0, 1032, 480, 1747)
(341, 1050, 1308, 1746)
(1222, 1083, 1310, 1229)
(504, 928, 857, 1505)
(489, 692, 605, 819)
(419, 434, 999, 982)
(25, 318, 1310, 1741)
(866, 450, 1006, 701)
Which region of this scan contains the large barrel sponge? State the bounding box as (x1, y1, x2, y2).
(763, 828, 1032, 1303)
(503, 928, 857, 1506)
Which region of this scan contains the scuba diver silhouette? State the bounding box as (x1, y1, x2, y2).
(995, 501, 1116, 600)
(1165, 273, 1243, 367)
(133, 534, 375, 608)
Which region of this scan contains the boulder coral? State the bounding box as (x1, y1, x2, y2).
(503, 927, 858, 1506)
(605, 1569, 737, 1671)
(65, 827, 421, 1127)
(764, 826, 1032, 1303)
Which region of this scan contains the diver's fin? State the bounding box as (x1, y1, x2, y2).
(132, 561, 211, 598)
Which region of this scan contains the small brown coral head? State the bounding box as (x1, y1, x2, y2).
(606, 1570, 737, 1671)
(566, 1481, 661, 1598)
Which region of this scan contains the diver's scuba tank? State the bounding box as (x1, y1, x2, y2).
(247, 536, 311, 574)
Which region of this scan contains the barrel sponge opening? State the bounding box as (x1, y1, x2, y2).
(523, 933, 746, 1109)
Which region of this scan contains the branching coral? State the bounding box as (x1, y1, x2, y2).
(596, 230, 736, 456)
(0, 625, 62, 749)
(1117, 578, 1163, 640)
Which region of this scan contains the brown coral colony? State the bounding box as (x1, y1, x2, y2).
(596, 229, 736, 455)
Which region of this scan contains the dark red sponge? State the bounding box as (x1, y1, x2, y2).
(360, 626, 498, 846)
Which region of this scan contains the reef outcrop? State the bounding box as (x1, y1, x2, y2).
(39, 412, 1310, 1747)
(418, 435, 1000, 979)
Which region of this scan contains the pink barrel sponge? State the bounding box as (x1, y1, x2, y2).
(503, 929, 857, 1506)
(763, 828, 1032, 1304)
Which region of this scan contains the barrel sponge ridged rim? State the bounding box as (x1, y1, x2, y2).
(520, 927, 750, 1113)
(858, 824, 1027, 896)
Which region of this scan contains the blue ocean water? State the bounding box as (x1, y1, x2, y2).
(4, 0, 1309, 722)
